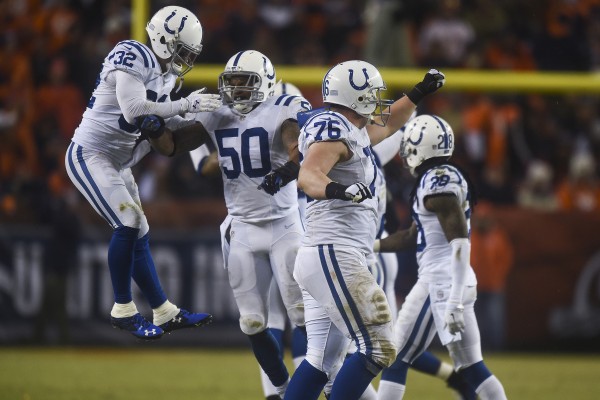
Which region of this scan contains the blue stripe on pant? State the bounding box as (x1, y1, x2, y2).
(318, 244, 373, 357)
(397, 296, 432, 363)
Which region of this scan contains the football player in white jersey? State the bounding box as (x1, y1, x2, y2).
(283, 61, 445, 400)
(374, 115, 507, 399)
(188, 81, 308, 400)
(326, 125, 472, 400)
(370, 128, 476, 400)
(189, 51, 311, 398)
(64, 6, 221, 340)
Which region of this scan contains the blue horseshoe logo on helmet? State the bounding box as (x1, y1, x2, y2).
(407, 126, 426, 145)
(263, 57, 275, 80)
(348, 68, 369, 90)
(164, 10, 188, 34)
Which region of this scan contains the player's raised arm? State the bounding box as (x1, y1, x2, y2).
(367, 69, 445, 146)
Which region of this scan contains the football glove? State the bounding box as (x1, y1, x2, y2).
(181, 88, 222, 113)
(444, 302, 465, 335)
(135, 114, 165, 139)
(258, 161, 300, 195)
(406, 69, 445, 104)
(325, 182, 373, 203)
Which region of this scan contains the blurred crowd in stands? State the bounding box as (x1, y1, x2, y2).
(2, 0, 600, 228)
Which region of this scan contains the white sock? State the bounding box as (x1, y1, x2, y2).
(437, 362, 454, 380)
(476, 375, 507, 400)
(358, 383, 377, 400)
(110, 301, 138, 318)
(260, 367, 278, 398)
(377, 380, 406, 400)
(275, 377, 290, 398)
(292, 356, 305, 369)
(152, 300, 180, 326)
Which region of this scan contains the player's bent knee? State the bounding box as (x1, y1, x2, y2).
(367, 323, 397, 368)
(286, 303, 305, 328)
(118, 202, 145, 230)
(371, 340, 397, 368)
(239, 314, 267, 335)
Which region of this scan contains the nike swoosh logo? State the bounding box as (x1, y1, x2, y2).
(285, 223, 295, 229)
(124, 45, 132, 50)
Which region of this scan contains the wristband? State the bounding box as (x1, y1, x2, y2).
(275, 161, 300, 185)
(325, 182, 349, 200)
(373, 239, 381, 253)
(406, 85, 425, 105)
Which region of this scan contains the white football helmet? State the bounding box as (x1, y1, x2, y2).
(218, 50, 276, 114)
(400, 114, 454, 176)
(146, 6, 203, 77)
(322, 60, 392, 126)
(273, 81, 303, 97)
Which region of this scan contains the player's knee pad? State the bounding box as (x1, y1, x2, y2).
(286, 301, 305, 328)
(447, 339, 483, 370)
(362, 322, 397, 368)
(239, 313, 267, 335)
(118, 201, 145, 230)
(138, 216, 149, 238)
(362, 284, 393, 326)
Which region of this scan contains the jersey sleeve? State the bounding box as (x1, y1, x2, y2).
(106, 41, 156, 82)
(300, 112, 355, 151)
(418, 166, 466, 202)
(272, 94, 312, 122)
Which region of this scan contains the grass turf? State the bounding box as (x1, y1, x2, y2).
(0, 348, 599, 400)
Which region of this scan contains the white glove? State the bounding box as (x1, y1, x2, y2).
(344, 182, 373, 203)
(444, 302, 465, 335)
(181, 88, 222, 113)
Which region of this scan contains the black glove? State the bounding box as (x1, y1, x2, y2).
(325, 181, 373, 203)
(406, 69, 445, 104)
(135, 114, 165, 139)
(258, 161, 300, 195)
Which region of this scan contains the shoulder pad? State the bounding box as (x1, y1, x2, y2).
(297, 107, 326, 128)
(109, 40, 158, 74)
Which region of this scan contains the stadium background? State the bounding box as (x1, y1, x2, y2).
(1, 0, 600, 357)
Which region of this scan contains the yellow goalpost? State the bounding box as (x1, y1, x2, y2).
(132, 0, 600, 93)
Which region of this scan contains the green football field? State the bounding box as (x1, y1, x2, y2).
(0, 347, 598, 400)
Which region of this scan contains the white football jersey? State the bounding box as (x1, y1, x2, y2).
(412, 164, 477, 285)
(299, 110, 378, 253)
(193, 93, 311, 223)
(72, 40, 176, 165)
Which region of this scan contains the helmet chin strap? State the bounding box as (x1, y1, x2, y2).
(175, 77, 183, 93)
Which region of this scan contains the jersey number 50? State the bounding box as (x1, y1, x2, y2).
(215, 128, 272, 179)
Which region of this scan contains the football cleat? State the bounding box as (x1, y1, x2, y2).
(446, 371, 477, 400)
(111, 313, 164, 340)
(159, 309, 213, 333)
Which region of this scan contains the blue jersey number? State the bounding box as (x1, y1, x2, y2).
(109, 50, 137, 68)
(314, 120, 341, 140)
(430, 174, 450, 190)
(215, 127, 272, 179)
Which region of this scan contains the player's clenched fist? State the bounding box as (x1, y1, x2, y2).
(258, 161, 300, 195)
(325, 181, 373, 203)
(406, 69, 445, 104)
